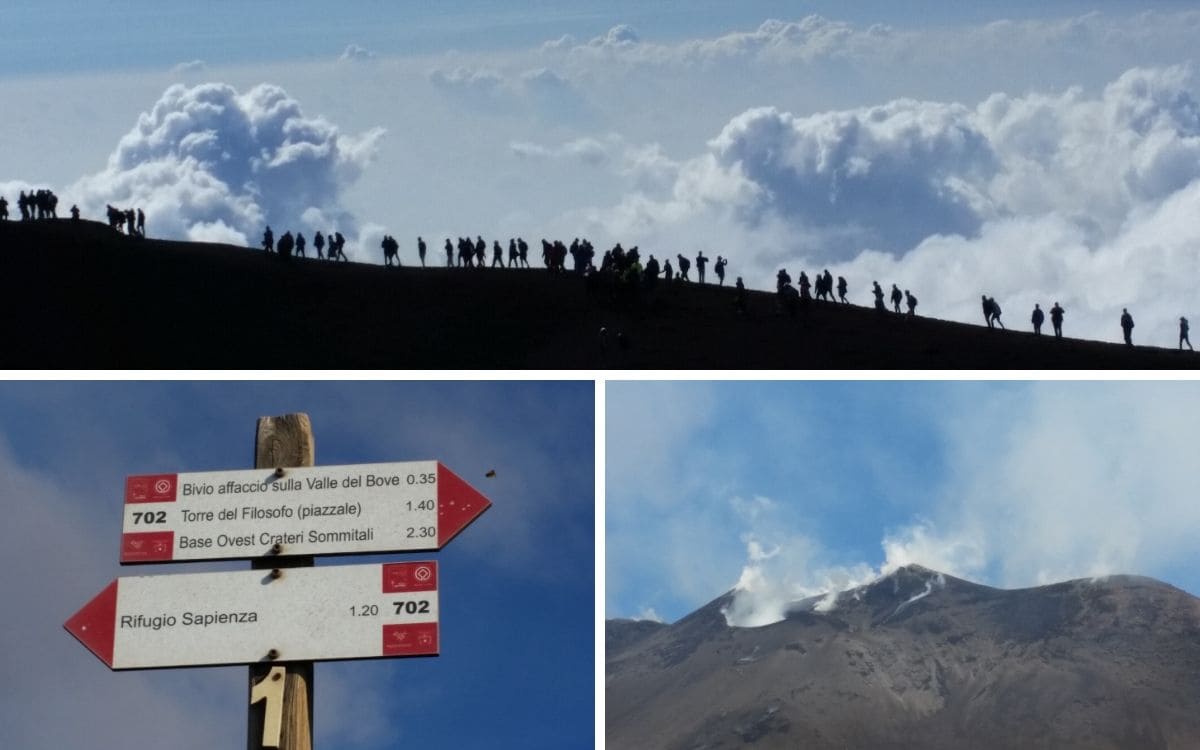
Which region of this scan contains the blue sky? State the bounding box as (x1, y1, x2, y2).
(607, 381, 1200, 626)
(8, 1, 1196, 74)
(3, 3, 1200, 344)
(0, 381, 593, 750)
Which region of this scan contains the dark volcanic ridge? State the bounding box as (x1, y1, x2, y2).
(3, 219, 1199, 368)
(607, 565, 1200, 750)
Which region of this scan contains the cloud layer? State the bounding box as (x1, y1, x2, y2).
(69, 82, 384, 252)
(583, 64, 1200, 343)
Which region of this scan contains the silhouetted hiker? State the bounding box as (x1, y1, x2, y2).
(17, 191, 28, 220)
(1120, 308, 1134, 345)
(507, 238, 518, 268)
(905, 290, 917, 317)
(715, 256, 727, 286)
(333, 231, 347, 261)
(644, 254, 660, 287)
(837, 276, 848, 303)
(873, 281, 885, 312)
(136, 209, 145, 236)
(891, 284, 902, 313)
(1050, 302, 1065, 337)
(291, 232, 303, 258)
(417, 236, 427, 267)
(1031, 304, 1044, 335)
(778, 280, 799, 316)
(814, 270, 828, 301)
(314, 231, 325, 259)
(581, 239, 595, 273)
(820, 270, 834, 301)
(493, 240, 504, 267)
(277, 230, 294, 258)
(262, 226, 274, 252)
(799, 271, 812, 301)
(735, 276, 747, 313)
(0, 196, 7, 220)
(518, 237, 530, 268)
(777, 268, 791, 292)
(125, 209, 136, 235)
(474, 236, 486, 266)
(696, 251, 708, 283)
(27, 189, 55, 219)
(676, 254, 690, 281)
(664, 259, 674, 282)
(444, 238, 453, 267)
(70, 204, 79, 220)
(1181, 317, 1193, 351)
(982, 295, 1005, 329)
(382, 235, 398, 266)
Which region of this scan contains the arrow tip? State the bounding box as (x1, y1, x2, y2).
(438, 463, 492, 547)
(64, 580, 117, 668)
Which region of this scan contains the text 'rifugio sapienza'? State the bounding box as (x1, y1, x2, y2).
(119, 611, 259, 629)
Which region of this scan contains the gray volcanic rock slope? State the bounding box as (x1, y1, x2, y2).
(606, 565, 1200, 750)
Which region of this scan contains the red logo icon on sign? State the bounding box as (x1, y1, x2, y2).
(382, 623, 438, 656)
(125, 474, 178, 503)
(121, 531, 175, 562)
(382, 561, 438, 593)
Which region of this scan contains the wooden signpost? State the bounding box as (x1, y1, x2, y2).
(62, 412, 492, 750)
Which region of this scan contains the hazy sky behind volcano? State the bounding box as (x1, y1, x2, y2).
(607, 380, 1200, 626)
(2, 2, 1200, 345)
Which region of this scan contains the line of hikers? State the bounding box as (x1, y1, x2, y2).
(261, 226, 347, 261)
(775, 268, 855, 315)
(2, 195, 120, 226)
(1, 190, 60, 221)
(994, 296, 1192, 349)
(444, 236, 533, 269)
(106, 205, 145, 236)
(12, 188, 58, 220)
(248, 221, 1194, 351)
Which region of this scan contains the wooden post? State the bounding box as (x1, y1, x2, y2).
(248, 413, 315, 750)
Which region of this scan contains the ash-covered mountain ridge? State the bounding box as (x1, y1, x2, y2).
(607, 565, 1200, 750)
(4, 219, 1200, 368)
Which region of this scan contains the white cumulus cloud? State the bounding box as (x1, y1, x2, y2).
(584, 64, 1200, 343)
(67, 82, 384, 253)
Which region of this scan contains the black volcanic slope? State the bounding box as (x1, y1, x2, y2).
(2, 219, 1198, 368)
(606, 565, 1200, 750)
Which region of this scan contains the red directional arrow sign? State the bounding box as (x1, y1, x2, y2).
(119, 461, 490, 563)
(65, 562, 440, 669)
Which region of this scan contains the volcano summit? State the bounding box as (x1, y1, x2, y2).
(606, 565, 1200, 749)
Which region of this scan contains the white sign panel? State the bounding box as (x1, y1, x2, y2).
(65, 561, 440, 669)
(120, 461, 490, 563)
